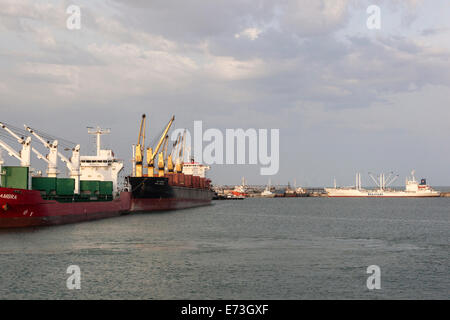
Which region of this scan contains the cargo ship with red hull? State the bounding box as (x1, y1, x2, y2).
(0, 123, 130, 228)
(128, 115, 214, 212)
(0, 187, 130, 228)
(0, 114, 216, 227)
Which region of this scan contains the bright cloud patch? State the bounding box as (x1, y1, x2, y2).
(234, 28, 262, 40)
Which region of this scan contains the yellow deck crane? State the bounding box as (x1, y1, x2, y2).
(135, 114, 146, 177)
(175, 129, 186, 173)
(161, 134, 169, 176)
(157, 152, 164, 177)
(146, 116, 175, 177)
(167, 133, 181, 174)
(163, 135, 169, 164)
(157, 134, 170, 177)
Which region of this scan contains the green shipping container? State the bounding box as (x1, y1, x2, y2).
(99, 181, 113, 195)
(80, 180, 99, 195)
(56, 178, 75, 196)
(3, 166, 29, 189)
(32, 177, 56, 194)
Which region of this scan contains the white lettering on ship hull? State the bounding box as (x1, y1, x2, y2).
(0, 194, 17, 200)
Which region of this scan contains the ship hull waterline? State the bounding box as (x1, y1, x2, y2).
(127, 176, 214, 212)
(0, 187, 132, 228)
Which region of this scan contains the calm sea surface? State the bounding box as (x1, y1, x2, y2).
(0, 197, 448, 299)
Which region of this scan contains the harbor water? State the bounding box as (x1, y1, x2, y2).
(0, 197, 448, 299)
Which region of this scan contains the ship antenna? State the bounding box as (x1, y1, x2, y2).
(87, 126, 110, 156)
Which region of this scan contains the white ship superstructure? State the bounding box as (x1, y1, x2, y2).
(182, 160, 210, 178)
(326, 170, 440, 198)
(80, 127, 124, 195)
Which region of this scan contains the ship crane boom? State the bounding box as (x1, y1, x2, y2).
(368, 172, 381, 189)
(148, 117, 175, 177)
(0, 138, 29, 165)
(25, 125, 59, 177)
(0, 122, 52, 165)
(25, 125, 81, 193)
(174, 130, 186, 173)
(149, 116, 175, 163)
(163, 135, 169, 163)
(57, 145, 81, 194)
(171, 133, 181, 159)
(0, 122, 32, 167)
(384, 172, 399, 188)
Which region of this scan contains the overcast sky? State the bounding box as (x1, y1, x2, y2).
(0, 0, 449, 187)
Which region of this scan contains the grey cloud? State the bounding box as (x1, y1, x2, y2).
(109, 0, 353, 42)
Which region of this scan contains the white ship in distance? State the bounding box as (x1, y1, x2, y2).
(325, 170, 440, 197)
(261, 179, 275, 198)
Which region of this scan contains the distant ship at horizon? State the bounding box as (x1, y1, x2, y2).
(325, 170, 441, 198)
(231, 177, 248, 198)
(261, 179, 275, 198)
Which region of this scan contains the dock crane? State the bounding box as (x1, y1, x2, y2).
(135, 114, 146, 177)
(25, 125, 81, 193)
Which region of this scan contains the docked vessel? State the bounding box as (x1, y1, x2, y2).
(295, 187, 309, 197)
(284, 183, 296, 197)
(261, 179, 275, 198)
(325, 171, 440, 198)
(127, 115, 214, 212)
(0, 123, 130, 228)
(231, 177, 248, 198)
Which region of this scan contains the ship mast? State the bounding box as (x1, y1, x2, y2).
(355, 172, 362, 190)
(88, 126, 110, 157)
